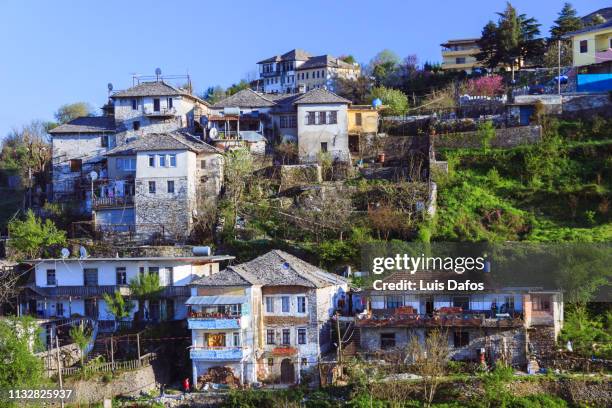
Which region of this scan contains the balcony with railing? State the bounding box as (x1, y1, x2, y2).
(144, 107, 177, 118)
(93, 194, 134, 209)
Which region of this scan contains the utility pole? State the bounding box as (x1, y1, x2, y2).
(55, 335, 65, 408)
(557, 39, 562, 95)
(110, 335, 114, 370)
(136, 332, 141, 364)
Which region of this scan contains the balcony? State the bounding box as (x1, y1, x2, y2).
(187, 316, 242, 330)
(93, 195, 134, 209)
(356, 310, 523, 329)
(190, 346, 245, 361)
(144, 107, 176, 118)
(595, 49, 612, 64)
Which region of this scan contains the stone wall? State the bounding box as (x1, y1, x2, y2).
(279, 164, 322, 191)
(561, 93, 612, 118)
(434, 125, 541, 149)
(36, 343, 82, 371)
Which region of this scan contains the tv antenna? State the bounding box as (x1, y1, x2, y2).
(155, 67, 162, 81)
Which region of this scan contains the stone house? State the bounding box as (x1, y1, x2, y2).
(102, 132, 223, 242)
(187, 250, 348, 386)
(355, 271, 563, 368)
(20, 252, 234, 345)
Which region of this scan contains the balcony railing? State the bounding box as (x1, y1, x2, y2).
(356, 311, 524, 328)
(189, 346, 245, 360)
(187, 316, 241, 330)
(188, 311, 241, 319)
(93, 195, 134, 209)
(144, 107, 176, 117)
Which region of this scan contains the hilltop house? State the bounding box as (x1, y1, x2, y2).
(101, 132, 223, 241)
(187, 250, 348, 386)
(20, 252, 234, 343)
(440, 38, 483, 74)
(209, 88, 351, 163)
(354, 271, 563, 369)
(49, 79, 212, 214)
(257, 49, 360, 94)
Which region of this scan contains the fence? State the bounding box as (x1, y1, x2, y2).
(59, 352, 157, 377)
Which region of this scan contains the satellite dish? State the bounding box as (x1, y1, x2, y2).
(89, 171, 98, 181)
(209, 128, 218, 139)
(79, 246, 88, 259)
(61, 248, 70, 259)
(282, 262, 290, 270)
(107, 83, 113, 92)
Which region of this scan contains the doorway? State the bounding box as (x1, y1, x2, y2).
(280, 358, 295, 383)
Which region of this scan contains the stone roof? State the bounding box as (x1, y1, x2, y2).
(105, 131, 220, 156)
(297, 55, 355, 70)
(111, 81, 209, 106)
(48, 116, 116, 134)
(192, 250, 347, 288)
(581, 7, 612, 24)
(293, 88, 351, 105)
(212, 89, 276, 108)
(257, 49, 313, 64)
(564, 19, 612, 37)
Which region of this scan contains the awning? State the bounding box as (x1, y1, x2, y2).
(185, 296, 247, 305)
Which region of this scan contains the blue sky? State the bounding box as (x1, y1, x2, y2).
(0, 0, 608, 136)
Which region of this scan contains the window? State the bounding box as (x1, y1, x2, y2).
(280, 116, 287, 128)
(159, 267, 173, 286)
(116, 267, 127, 285)
(281, 296, 290, 313)
(148, 181, 156, 194)
(320, 142, 328, 153)
(148, 155, 155, 167)
(159, 154, 166, 167)
(83, 268, 98, 287)
(456, 57, 466, 64)
(504, 296, 515, 312)
(355, 112, 362, 126)
(233, 332, 240, 347)
(282, 328, 290, 345)
(579, 40, 588, 53)
(133, 121, 140, 131)
(307, 111, 316, 125)
(265, 297, 274, 313)
(318, 111, 327, 125)
(56, 302, 64, 317)
(117, 157, 136, 171)
(532, 295, 551, 311)
(297, 328, 307, 344)
(288, 115, 297, 128)
(380, 333, 396, 349)
(386, 295, 403, 309)
(267, 357, 274, 366)
(101, 134, 109, 147)
(453, 296, 470, 311)
(453, 331, 469, 347)
(131, 99, 138, 110)
(267, 329, 275, 344)
(167, 180, 174, 193)
(70, 159, 82, 172)
(169, 154, 176, 167)
(329, 111, 337, 124)
(297, 296, 306, 313)
(301, 357, 308, 366)
(167, 97, 173, 109)
(148, 266, 159, 277)
(46, 269, 56, 285)
(153, 98, 160, 111)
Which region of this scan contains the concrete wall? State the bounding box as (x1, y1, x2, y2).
(348, 108, 379, 134)
(296, 103, 349, 163)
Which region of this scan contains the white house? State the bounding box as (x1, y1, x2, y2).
(187, 250, 348, 387)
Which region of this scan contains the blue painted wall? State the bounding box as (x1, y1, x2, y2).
(577, 74, 612, 92)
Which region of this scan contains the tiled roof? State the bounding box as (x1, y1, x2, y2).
(257, 49, 313, 64)
(110, 81, 209, 106)
(212, 89, 276, 108)
(293, 88, 351, 105)
(297, 55, 355, 70)
(48, 116, 116, 134)
(105, 131, 220, 156)
(192, 250, 347, 288)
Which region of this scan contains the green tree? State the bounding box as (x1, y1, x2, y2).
(7, 210, 66, 260)
(0, 317, 45, 405)
(550, 3, 583, 40)
(54, 102, 94, 124)
(69, 322, 92, 367)
(368, 49, 400, 85)
(340, 54, 356, 64)
(226, 80, 250, 96)
(0, 120, 52, 178)
(369, 86, 409, 116)
(223, 148, 254, 229)
(586, 13, 606, 27)
(129, 272, 161, 321)
(558, 305, 611, 358)
(333, 76, 373, 105)
(201, 86, 227, 104)
(477, 21, 500, 70)
(102, 291, 135, 331)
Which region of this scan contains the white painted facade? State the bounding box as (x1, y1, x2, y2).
(296, 102, 350, 163)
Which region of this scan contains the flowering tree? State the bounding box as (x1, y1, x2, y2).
(466, 75, 504, 97)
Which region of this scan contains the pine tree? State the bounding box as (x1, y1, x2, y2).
(476, 21, 500, 70)
(550, 3, 583, 40)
